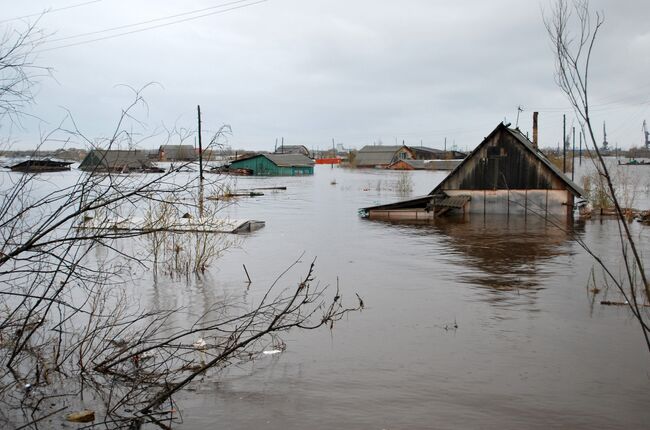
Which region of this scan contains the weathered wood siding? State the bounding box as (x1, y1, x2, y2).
(440, 132, 565, 191)
(445, 189, 572, 215)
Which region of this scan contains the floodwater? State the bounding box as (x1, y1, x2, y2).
(145, 164, 650, 429)
(4, 160, 650, 429)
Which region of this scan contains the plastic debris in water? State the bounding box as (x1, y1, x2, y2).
(262, 349, 282, 355)
(193, 338, 207, 350)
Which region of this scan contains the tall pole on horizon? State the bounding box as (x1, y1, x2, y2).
(579, 132, 582, 166)
(563, 114, 566, 173)
(197, 105, 204, 217)
(197, 105, 203, 183)
(572, 126, 575, 181)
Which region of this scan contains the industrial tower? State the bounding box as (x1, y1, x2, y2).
(602, 121, 609, 151)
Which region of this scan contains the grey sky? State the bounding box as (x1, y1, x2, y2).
(2, 0, 650, 151)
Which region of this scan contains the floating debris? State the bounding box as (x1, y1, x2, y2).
(77, 216, 265, 234)
(66, 410, 95, 423)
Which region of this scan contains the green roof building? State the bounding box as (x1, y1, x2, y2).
(229, 153, 314, 176)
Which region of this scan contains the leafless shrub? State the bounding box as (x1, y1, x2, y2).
(0, 84, 362, 428)
(0, 19, 50, 124)
(395, 172, 414, 196)
(545, 0, 650, 350)
(581, 168, 611, 209)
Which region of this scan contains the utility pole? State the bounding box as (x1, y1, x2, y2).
(579, 131, 582, 166)
(197, 105, 203, 182)
(562, 114, 566, 173)
(197, 105, 204, 218)
(571, 126, 575, 181)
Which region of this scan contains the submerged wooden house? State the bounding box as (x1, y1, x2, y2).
(9, 159, 73, 173)
(361, 122, 584, 220)
(228, 153, 314, 176)
(79, 149, 154, 173)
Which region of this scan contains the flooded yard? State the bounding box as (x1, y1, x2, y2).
(134, 164, 650, 429)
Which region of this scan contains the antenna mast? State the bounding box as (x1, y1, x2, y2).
(515, 105, 524, 128)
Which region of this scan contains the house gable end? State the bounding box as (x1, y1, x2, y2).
(430, 123, 583, 197)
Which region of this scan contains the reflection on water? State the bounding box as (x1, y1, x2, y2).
(367, 215, 580, 311)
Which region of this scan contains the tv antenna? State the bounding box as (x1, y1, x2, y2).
(515, 105, 524, 128)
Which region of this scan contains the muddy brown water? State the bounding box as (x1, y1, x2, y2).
(142, 164, 650, 429)
(5, 161, 650, 429)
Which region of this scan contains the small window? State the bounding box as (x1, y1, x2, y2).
(487, 146, 501, 157)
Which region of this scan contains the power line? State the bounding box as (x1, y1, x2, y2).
(0, 1, 103, 24)
(36, 0, 267, 52)
(44, 0, 256, 44)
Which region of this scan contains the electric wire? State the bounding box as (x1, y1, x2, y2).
(0, 1, 103, 24)
(36, 0, 267, 52)
(43, 0, 256, 44)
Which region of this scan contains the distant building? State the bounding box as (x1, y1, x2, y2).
(409, 146, 446, 160)
(362, 123, 584, 220)
(228, 153, 314, 176)
(53, 148, 88, 161)
(355, 145, 414, 168)
(159, 145, 197, 161)
(79, 149, 153, 173)
(274, 144, 310, 157)
(409, 146, 465, 160)
(387, 159, 463, 171)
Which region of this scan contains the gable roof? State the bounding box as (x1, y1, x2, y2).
(232, 153, 314, 167)
(274, 144, 310, 155)
(430, 123, 584, 197)
(356, 145, 411, 166)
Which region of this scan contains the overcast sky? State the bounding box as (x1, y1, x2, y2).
(2, 0, 650, 151)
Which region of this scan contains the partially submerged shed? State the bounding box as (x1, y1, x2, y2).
(362, 123, 584, 220)
(228, 153, 314, 176)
